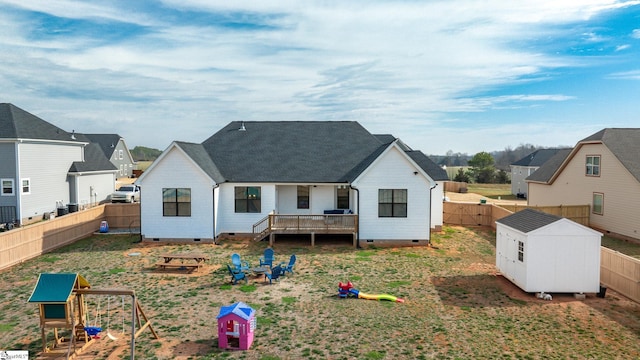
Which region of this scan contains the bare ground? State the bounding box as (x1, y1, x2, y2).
(1, 226, 639, 359)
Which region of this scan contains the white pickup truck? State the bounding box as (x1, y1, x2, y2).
(111, 185, 140, 203)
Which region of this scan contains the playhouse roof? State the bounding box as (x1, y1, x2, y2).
(28, 273, 90, 303)
(217, 302, 254, 320)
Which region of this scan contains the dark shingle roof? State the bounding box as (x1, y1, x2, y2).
(512, 148, 570, 167)
(69, 143, 118, 173)
(78, 134, 122, 158)
(584, 128, 640, 183)
(198, 121, 444, 183)
(496, 208, 562, 233)
(526, 148, 572, 183)
(201, 121, 387, 183)
(0, 103, 78, 142)
(406, 151, 449, 181)
(174, 142, 225, 183)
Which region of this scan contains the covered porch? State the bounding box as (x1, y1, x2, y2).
(252, 213, 359, 247)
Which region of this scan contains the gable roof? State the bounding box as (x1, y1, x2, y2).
(199, 121, 440, 183)
(217, 301, 254, 320)
(69, 143, 118, 173)
(77, 133, 123, 158)
(512, 148, 571, 167)
(527, 128, 640, 184)
(28, 273, 90, 303)
(525, 148, 572, 183)
(0, 103, 80, 143)
(582, 128, 640, 183)
(406, 151, 449, 181)
(495, 208, 562, 233)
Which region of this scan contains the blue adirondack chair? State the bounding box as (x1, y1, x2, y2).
(265, 265, 283, 284)
(280, 254, 296, 276)
(227, 264, 247, 284)
(259, 248, 275, 268)
(231, 253, 250, 272)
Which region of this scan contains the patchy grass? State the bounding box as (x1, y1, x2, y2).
(0, 229, 639, 359)
(467, 183, 514, 199)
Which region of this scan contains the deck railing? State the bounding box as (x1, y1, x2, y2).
(253, 214, 358, 240)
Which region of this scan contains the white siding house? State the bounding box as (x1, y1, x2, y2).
(496, 209, 602, 294)
(137, 121, 447, 246)
(0, 103, 117, 226)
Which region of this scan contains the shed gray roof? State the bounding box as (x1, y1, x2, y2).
(0, 103, 78, 142)
(495, 208, 562, 233)
(512, 148, 571, 167)
(195, 121, 443, 183)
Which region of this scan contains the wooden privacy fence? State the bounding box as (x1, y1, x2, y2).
(0, 203, 140, 271)
(600, 247, 640, 303)
(443, 202, 590, 229)
(444, 181, 468, 193)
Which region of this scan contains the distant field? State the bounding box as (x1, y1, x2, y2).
(136, 161, 153, 171)
(467, 184, 515, 199)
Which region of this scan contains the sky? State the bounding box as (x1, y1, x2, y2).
(1, 1, 640, 156)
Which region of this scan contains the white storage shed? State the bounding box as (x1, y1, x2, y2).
(495, 209, 602, 294)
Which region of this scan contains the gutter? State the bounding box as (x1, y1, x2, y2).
(350, 184, 360, 249)
(428, 182, 437, 246)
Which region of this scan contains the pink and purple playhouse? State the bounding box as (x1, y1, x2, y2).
(216, 302, 256, 350)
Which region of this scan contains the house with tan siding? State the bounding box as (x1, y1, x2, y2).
(526, 128, 640, 242)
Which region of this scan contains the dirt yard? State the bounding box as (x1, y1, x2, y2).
(0, 227, 639, 359)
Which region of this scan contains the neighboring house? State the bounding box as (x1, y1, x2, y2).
(0, 103, 117, 226)
(77, 134, 136, 179)
(510, 148, 570, 198)
(495, 208, 602, 294)
(527, 128, 640, 242)
(137, 121, 448, 246)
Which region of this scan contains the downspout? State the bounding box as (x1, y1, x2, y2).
(213, 184, 219, 244)
(137, 185, 142, 242)
(14, 141, 21, 226)
(428, 182, 437, 246)
(350, 184, 360, 249)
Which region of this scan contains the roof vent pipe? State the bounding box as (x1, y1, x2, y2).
(239, 122, 246, 131)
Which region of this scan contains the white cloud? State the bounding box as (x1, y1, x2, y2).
(0, 0, 638, 154)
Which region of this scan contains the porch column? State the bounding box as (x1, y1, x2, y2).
(352, 233, 357, 248)
(311, 232, 315, 247)
(269, 233, 274, 247)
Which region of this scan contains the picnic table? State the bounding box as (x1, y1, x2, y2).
(156, 253, 210, 272)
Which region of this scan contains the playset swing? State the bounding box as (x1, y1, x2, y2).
(28, 273, 159, 360)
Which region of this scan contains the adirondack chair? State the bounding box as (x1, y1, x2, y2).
(279, 254, 296, 276)
(231, 253, 250, 272)
(265, 265, 283, 284)
(259, 248, 275, 268)
(227, 264, 247, 284)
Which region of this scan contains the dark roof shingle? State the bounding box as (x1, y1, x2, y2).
(495, 208, 562, 233)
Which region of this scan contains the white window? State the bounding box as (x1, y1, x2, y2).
(1, 179, 14, 196)
(586, 155, 600, 176)
(593, 192, 604, 215)
(119, 164, 124, 176)
(119, 150, 123, 160)
(518, 241, 524, 262)
(21, 178, 30, 194)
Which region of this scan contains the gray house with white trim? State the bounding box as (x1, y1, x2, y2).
(78, 134, 136, 179)
(137, 121, 448, 246)
(510, 148, 570, 198)
(0, 103, 117, 226)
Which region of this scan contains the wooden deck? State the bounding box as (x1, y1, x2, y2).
(253, 214, 358, 246)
